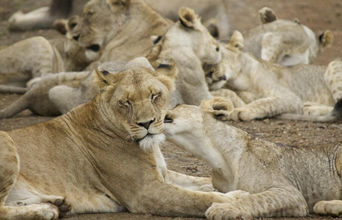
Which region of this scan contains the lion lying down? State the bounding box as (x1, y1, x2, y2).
(0, 66, 235, 220)
(164, 98, 342, 219)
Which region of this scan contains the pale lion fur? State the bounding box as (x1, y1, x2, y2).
(0, 67, 236, 220)
(163, 98, 342, 219)
(205, 31, 342, 122)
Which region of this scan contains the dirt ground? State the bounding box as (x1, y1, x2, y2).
(0, 0, 342, 219)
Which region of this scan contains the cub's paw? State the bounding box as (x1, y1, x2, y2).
(228, 107, 257, 121)
(205, 202, 252, 220)
(210, 97, 234, 121)
(314, 200, 342, 216)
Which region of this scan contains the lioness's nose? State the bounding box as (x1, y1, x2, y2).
(137, 118, 155, 129)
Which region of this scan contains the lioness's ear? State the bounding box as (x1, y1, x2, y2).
(226, 31, 244, 51)
(53, 19, 68, 35)
(258, 7, 277, 24)
(106, 0, 130, 11)
(178, 7, 198, 29)
(319, 30, 334, 48)
(155, 58, 178, 80)
(95, 68, 121, 88)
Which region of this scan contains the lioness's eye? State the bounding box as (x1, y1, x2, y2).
(119, 100, 131, 108)
(151, 92, 161, 102)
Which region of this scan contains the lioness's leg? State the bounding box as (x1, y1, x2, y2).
(325, 59, 342, 102)
(0, 131, 59, 220)
(226, 94, 302, 121)
(130, 180, 233, 217)
(314, 200, 342, 216)
(166, 170, 214, 192)
(205, 186, 308, 219)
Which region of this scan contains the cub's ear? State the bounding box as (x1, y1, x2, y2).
(319, 30, 334, 48)
(178, 7, 199, 29)
(106, 0, 130, 11)
(53, 19, 68, 35)
(205, 18, 220, 39)
(95, 68, 121, 88)
(258, 7, 277, 24)
(226, 31, 244, 51)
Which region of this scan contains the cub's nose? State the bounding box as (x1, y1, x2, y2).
(219, 75, 227, 81)
(137, 118, 155, 129)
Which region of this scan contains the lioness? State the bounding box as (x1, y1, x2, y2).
(148, 7, 221, 107)
(164, 98, 342, 219)
(68, 0, 172, 70)
(0, 66, 236, 219)
(244, 7, 333, 66)
(205, 31, 342, 122)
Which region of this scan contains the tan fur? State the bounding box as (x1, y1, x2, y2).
(148, 7, 222, 107)
(164, 98, 342, 219)
(69, 0, 171, 70)
(0, 68, 235, 220)
(205, 31, 342, 122)
(244, 7, 333, 66)
(0, 57, 158, 118)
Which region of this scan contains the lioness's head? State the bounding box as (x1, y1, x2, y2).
(68, 0, 131, 61)
(96, 59, 176, 152)
(165, 7, 221, 65)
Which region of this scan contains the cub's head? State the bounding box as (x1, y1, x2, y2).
(165, 7, 221, 65)
(68, 0, 131, 61)
(204, 31, 244, 89)
(96, 58, 176, 152)
(163, 97, 234, 156)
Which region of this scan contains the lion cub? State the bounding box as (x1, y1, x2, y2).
(205, 31, 342, 122)
(244, 7, 333, 66)
(164, 98, 342, 219)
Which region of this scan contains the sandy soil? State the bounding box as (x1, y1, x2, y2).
(0, 0, 342, 219)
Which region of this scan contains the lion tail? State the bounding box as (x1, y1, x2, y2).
(0, 85, 27, 94)
(0, 93, 30, 119)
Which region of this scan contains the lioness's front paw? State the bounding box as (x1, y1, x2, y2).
(28, 203, 59, 220)
(314, 200, 342, 216)
(205, 202, 252, 220)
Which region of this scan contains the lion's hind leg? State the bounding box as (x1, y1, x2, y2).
(325, 59, 342, 103)
(314, 200, 342, 216)
(0, 131, 59, 220)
